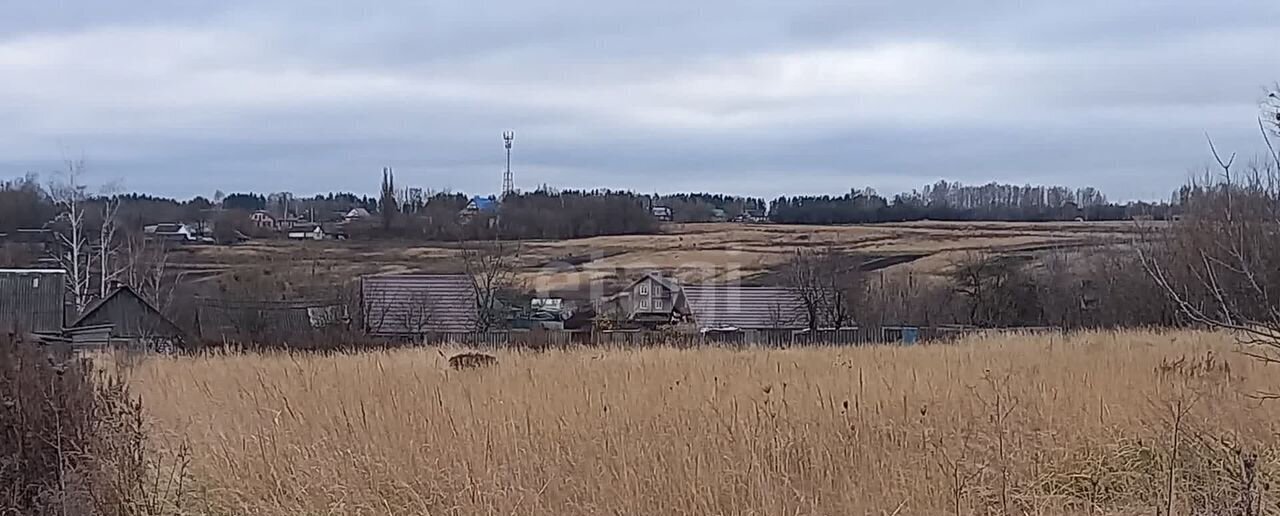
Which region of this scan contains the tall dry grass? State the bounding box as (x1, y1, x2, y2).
(132, 331, 1280, 515)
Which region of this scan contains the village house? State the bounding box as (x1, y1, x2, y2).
(274, 216, 306, 231)
(144, 223, 198, 243)
(286, 225, 324, 240)
(598, 272, 686, 328)
(361, 274, 478, 336)
(461, 196, 498, 216)
(0, 269, 66, 340)
(343, 208, 371, 222)
(67, 283, 185, 349)
(0, 228, 58, 268)
(249, 210, 276, 229)
(0, 227, 52, 243)
(599, 272, 809, 332)
(731, 209, 769, 223)
(650, 206, 673, 222)
(286, 223, 347, 241)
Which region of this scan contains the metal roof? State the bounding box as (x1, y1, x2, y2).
(467, 197, 499, 212)
(681, 285, 808, 330)
(362, 274, 478, 335)
(0, 270, 66, 334)
(71, 285, 184, 339)
(0, 269, 65, 274)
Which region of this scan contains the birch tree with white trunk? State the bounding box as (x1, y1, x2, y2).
(49, 159, 95, 313)
(97, 183, 125, 299)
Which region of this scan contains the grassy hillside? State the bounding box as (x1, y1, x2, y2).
(171, 220, 1147, 297)
(131, 330, 1276, 515)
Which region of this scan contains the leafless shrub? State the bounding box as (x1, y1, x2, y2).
(1139, 131, 1280, 376)
(462, 239, 522, 332)
(0, 335, 187, 515)
(948, 252, 1043, 327)
(782, 246, 866, 331)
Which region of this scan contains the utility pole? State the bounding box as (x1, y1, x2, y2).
(502, 130, 515, 198)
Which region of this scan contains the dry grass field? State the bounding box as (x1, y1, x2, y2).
(172, 220, 1147, 296)
(131, 330, 1280, 515)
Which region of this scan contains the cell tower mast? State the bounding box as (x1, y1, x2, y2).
(501, 130, 515, 198)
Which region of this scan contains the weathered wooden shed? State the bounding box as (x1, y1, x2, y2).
(70, 284, 185, 348)
(0, 269, 66, 337)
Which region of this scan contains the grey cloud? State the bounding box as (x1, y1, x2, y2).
(0, 1, 1276, 201)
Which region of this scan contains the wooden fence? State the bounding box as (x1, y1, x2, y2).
(398, 326, 1063, 349)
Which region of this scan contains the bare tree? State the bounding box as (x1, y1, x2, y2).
(1140, 131, 1280, 371)
(947, 252, 1041, 327)
(122, 231, 181, 314)
(49, 159, 94, 312)
(766, 301, 793, 329)
(380, 168, 397, 232)
(1138, 87, 1280, 372)
(398, 292, 440, 336)
(97, 184, 125, 298)
(361, 288, 392, 335)
(461, 239, 521, 332)
(783, 246, 865, 331)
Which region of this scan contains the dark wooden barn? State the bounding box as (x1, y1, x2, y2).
(0, 269, 66, 338)
(70, 284, 185, 348)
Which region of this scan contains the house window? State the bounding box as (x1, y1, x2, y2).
(639, 284, 649, 295)
(654, 299, 664, 310)
(640, 299, 649, 310)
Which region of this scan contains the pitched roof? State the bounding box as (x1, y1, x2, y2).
(0, 269, 65, 334)
(681, 285, 808, 330)
(628, 271, 679, 294)
(362, 274, 478, 335)
(71, 285, 184, 339)
(152, 223, 187, 233)
(467, 197, 499, 212)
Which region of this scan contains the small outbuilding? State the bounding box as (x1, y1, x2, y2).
(69, 284, 185, 349)
(0, 269, 66, 338)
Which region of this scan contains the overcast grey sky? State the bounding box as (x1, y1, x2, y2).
(1, 1, 1277, 200)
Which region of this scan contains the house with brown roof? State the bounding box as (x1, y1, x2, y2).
(598, 272, 810, 331)
(680, 284, 808, 331)
(361, 274, 479, 336)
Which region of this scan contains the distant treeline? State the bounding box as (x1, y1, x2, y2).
(363, 189, 657, 241)
(769, 181, 1175, 224)
(496, 190, 656, 239)
(2, 173, 1179, 243)
(651, 193, 768, 221)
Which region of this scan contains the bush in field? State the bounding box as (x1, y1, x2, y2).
(0, 336, 184, 515)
